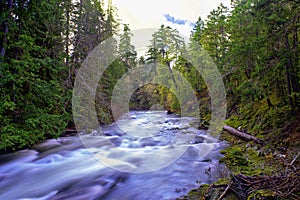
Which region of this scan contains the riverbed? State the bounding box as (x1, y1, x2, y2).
(0, 111, 227, 200)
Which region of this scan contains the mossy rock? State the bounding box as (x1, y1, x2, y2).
(183, 183, 239, 200)
(248, 189, 277, 200)
(185, 184, 209, 200)
(214, 178, 230, 185)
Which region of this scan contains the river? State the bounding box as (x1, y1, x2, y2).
(0, 111, 227, 200)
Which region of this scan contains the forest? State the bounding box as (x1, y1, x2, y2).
(0, 0, 299, 199)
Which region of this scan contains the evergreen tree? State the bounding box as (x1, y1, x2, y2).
(141, 25, 187, 112)
(118, 24, 137, 68)
(0, 0, 67, 150)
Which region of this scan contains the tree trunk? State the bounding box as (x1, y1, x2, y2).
(223, 125, 264, 145)
(0, 0, 13, 60)
(292, 27, 299, 106)
(65, 0, 71, 88)
(165, 51, 178, 89)
(284, 34, 293, 107)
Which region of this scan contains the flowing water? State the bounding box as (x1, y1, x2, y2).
(0, 111, 227, 200)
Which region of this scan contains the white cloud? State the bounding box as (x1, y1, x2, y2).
(108, 0, 231, 56)
(111, 0, 231, 37)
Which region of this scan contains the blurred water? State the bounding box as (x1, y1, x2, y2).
(0, 111, 227, 200)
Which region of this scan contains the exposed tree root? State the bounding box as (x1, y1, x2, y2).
(214, 153, 300, 200)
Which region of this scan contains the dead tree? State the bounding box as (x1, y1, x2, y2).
(223, 125, 264, 145)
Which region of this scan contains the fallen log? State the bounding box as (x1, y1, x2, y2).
(223, 125, 264, 145)
(62, 129, 78, 137)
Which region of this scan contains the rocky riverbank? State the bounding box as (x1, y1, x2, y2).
(179, 117, 300, 200)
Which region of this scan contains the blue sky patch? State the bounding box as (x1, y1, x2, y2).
(164, 14, 187, 25)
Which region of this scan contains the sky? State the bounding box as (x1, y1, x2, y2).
(111, 0, 231, 38)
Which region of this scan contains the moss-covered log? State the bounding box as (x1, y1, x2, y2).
(223, 125, 264, 145)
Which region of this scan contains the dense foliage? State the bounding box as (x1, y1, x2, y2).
(0, 0, 68, 150)
(194, 0, 300, 134)
(0, 0, 120, 150)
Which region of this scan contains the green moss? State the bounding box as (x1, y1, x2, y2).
(185, 184, 209, 200)
(220, 146, 249, 170)
(225, 95, 294, 138)
(181, 182, 238, 200)
(214, 178, 231, 185)
(220, 144, 275, 176)
(247, 189, 277, 200)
